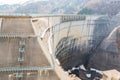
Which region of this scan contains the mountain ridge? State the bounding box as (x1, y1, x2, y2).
(0, 0, 89, 14)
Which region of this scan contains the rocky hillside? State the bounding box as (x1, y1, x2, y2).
(0, 0, 89, 14)
(15, 0, 89, 14)
(0, 4, 20, 13)
(0, 0, 120, 15)
(78, 0, 120, 16)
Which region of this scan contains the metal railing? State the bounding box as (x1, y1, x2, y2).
(0, 34, 40, 38)
(0, 67, 54, 72)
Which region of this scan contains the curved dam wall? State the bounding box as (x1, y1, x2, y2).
(53, 15, 113, 70)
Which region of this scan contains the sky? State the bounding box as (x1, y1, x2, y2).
(0, 0, 48, 5)
(0, 0, 28, 4)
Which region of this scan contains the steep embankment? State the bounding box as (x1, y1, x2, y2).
(79, 0, 120, 16)
(89, 26, 120, 71)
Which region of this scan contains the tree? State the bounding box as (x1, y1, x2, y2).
(78, 8, 94, 15)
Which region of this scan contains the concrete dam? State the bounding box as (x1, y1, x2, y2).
(0, 15, 119, 80)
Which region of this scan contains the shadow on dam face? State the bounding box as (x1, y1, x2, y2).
(54, 15, 120, 73)
(54, 16, 120, 79)
(55, 36, 95, 70)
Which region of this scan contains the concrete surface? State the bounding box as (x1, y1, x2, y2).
(0, 17, 60, 80)
(102, 69, 120, 80)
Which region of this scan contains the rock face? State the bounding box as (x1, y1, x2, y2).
(84, 0, 120, 16)
(102, 69, 120, 80)
(89, 26, 120, 71)
(14, 0, 89, 14)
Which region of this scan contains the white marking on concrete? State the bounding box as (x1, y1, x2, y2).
(56, 59, 60, 65)
(90, 68, 102, 74)
(8, 74, 12, 77)
(72, 67, 76, 70)
(27, 73, 31, 76)
(80, 65, 86, 71)
(72, 67, 79, 70)
(68, 70, 71, 73)
(0, 18, 2, 31)
(86, 74, 91, 78)
(48, 34, 52, 54)
(41, 27, 50, 39)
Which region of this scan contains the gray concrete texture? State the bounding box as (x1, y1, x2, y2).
(54, 15, 113, 70)
(0, 17, 50, 67)
(0, 17, 60, 80)
(89, 26, 120, 71)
